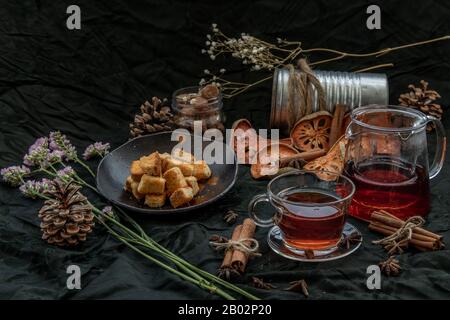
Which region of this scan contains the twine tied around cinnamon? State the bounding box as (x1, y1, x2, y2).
(372, 215, 425, 255)
(287, 58, 327, 129)
(209, 238, 262, 257)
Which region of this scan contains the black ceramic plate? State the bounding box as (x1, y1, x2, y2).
(96, 132, 238, 214)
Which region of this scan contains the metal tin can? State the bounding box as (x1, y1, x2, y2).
(270, 68, 389, 135)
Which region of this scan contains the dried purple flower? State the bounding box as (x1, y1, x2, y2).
(23, 137, 50, 167)
(102, 206, 113, 215)
(49, 131, 77, 160)
(47, 150, 65, 163)
(83, 142, 110, 160)
(1, 165, 30, 187)
(100, 206, 116, 221)
(57, 166, 75, 180)
(19, 178, 53, 198)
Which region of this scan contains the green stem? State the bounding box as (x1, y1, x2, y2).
(91, 205, 236, 300)
(99, 220, 235, 300)
(64, 169, 258, 300)
(34, 192, 51, 200)
(104, 208, 259, 300)
(75, 158, 96, 178)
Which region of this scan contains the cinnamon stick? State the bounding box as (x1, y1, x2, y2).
(368, 223, 439, 250)
(231, 218, 256, 273)
(374, 210, 442, 241)
(370, 212, 442, 242)
(329, 104, 346, 147)
(279, 149, 327, 167)
(220, 224, 242, 270)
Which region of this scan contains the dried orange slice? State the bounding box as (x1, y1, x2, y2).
(303, 136, 348, 181)
(290, 111, 333, 152)
(250, 144, 299, 179)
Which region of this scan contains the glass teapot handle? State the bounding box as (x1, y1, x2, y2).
(427, 115, 447, 179)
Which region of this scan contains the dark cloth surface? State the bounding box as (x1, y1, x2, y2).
(0, 0, 449, 299)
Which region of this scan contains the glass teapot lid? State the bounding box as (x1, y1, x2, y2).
(351, 105, 429, 133)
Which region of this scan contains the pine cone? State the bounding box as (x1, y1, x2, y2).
(129, 97, 175, 138)
(38, 179, 94, 247)
(398, 80, 443, 131)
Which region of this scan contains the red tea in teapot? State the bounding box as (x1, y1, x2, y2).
(345, 159, 430, 221)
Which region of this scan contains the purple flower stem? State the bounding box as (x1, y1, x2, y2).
(75, 158, 96, 178)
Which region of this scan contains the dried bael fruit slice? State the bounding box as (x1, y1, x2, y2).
(279, 137, 293, 147)
(231, 118, 259, 164)
(303, 136, 348, 181)
(290, 111, 333, 152)
(251, 143, 299, 180)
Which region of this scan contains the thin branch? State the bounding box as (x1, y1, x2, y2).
(354, 63, 394, 73)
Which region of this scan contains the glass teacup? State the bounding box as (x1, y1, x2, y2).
(249, 170, 355, 252)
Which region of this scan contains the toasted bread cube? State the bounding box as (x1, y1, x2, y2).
(159, 152, 171, 160)
(163, 167, 188, 195)
(144, 193, 166, 208)
(124, 176, 133, 192)
(171, 149, 195, 163)
(130, 181, 145, 200)
(130, 160, 144, 181)
(178, 163, 194, 176)
(192, 161, 212, 180)
(169, 187, 194, 208)
(163, 157, 182, 172)
(139, 152, 161, 176)
(185, 176, 199, 196)
(137, 174, 166, 194)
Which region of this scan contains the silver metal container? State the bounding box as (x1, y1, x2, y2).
(270, 68, 389, 135)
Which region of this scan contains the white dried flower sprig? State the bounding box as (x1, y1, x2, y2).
(200, 24, 450, 98)
(203, 25, 302, 71)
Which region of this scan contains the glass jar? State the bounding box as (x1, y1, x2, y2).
(172, 86, 225, 133)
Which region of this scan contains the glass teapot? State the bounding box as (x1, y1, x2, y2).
(344, 105, 446, 221)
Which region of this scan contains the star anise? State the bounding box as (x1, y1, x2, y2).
(284, 279, 309, 297)
(223, 210, 238, 225)
(339, 232, 362, 250)
(251, 277, 277, 290)
(379, 256, 402, 276)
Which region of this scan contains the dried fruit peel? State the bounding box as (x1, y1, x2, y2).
(290, 111, 333, 152)
(303, 136, 348, 181)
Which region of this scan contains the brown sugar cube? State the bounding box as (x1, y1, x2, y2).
(185, 176, 200, 196)
(137, 174, 166, 194)
(185, 176, 199, 196)
(163, 157, 182, 172)
(169, 187, 194, 208)
(130, 160, 144, 181)
(130, 181, 145, 200)
(144, 193, 166, 208)
(163, 167, 188, 195)
(124, 176, 133, 192)
(172, 149, 195, 163)
(192, 161, 212, 180)
(160, 153, 172, 172)
(160, 152, 171, 160)
(178, 163, 194, 176)
(139, 152, 162, 176)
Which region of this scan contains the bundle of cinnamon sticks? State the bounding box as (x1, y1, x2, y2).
(217, 218, 257, 278)
(369, 210, 445, 252)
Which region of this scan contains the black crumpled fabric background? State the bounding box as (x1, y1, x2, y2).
(0, 0, 449, 299)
